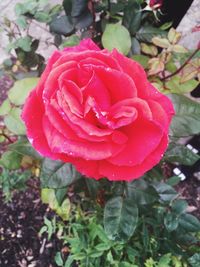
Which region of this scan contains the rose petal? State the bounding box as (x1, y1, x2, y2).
(99, 135, 168, 181)
(43, 116, 123, 160)
(93, 66, 137, 103)
(112, 49, 148, 99)
(36, 51, 62, 99)
(107, 119, 164, 166)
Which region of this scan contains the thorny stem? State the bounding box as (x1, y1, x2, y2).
(160, 47, 200, 81)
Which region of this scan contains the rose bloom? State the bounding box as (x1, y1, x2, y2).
(22, 39, 174, 181)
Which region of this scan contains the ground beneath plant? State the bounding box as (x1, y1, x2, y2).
(0, 179, 66, 267)
(0, 174, 199, 267)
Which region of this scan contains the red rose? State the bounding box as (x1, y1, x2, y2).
(22, 39, 174, 181)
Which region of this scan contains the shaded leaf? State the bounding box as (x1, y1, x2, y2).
(122, 0, 141, 35)
(164, 143, 200, 165)
(8, 139, 42, 160)
(169, 94, 200, 137)
(188, 253, 200, 267)
(73, 10, 93, 29)
(166, 176, 181, 186)
(71, 0, 88, 17)
(164, 212, 179, 232)
(126, 179, 158, 205)
(104, 196, 138, 241)
(41, 158, 82, 189)
(0, 151, 22, 170)
(153, 182, 177, 202)
(179, 214, 200, 232)
(50, 15, 74, 36)
(136, 26, 167, 43)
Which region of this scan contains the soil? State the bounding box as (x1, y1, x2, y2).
(0, 179, 64, 267)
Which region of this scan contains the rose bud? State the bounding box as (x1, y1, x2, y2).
(149, 0, 163, 9)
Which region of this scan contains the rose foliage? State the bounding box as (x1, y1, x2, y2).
(22, 39, 174, 181)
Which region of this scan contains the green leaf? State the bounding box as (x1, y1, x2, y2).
(15, 3, 25, 16)
(55, 187, 67, 206)
(35, 11, 51, 23)
(122, 0, 141, 35)
(4, 107, 26, 135)
(8, 77, 39, 105)
(0, 99, 11, 116)
(119, 262, 134, 267)
(8, 139, 42, 160)
(188, 253, 200, 267)
(102, 23, 131, 55)
(136, 26, 167, 43)
(126, 179, 159, 205)
(41, 158, 82, 189)
(0, 151, 22, 170)
(50, 15, 74, 36)
(56, 198, 71, 221)
(158, 253, 172, 267)
(95, 243, 111, 252)
(164, 212, 179, 232)
(73, 10, 93, 29)
(169, 94, 200, 137)
(152, 37, 170, 48)
(131, 37, 141, 54)
(172, 200, 187, 215)
(153, 182, 177, 202)
(16, 16, 28, 29)
(164, 143, 200, 165)
(16, 37, 32, 52)
(132, 55, 149, 68)
(64, 255, 74, 267)
(71, 0, 88, 17)
(61, 35, 80, 48)
(55, 252, 64, 266)
(166, 176, 181, 186)
(104, 196, 138, 241)
(166, 76, 198, 94)
(85, 178, 99, 198)
(41, 188, 58, 209)
(63, 0, 72, 15)
(179, 214, 200, 232)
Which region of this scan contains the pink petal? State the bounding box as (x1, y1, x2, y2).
(107, 119, 164, 166)
(99, 135, 168, 181)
